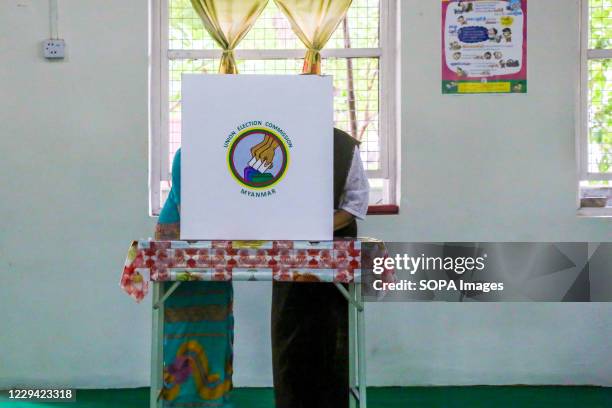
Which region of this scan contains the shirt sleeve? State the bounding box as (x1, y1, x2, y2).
(170, 148, 181, 206)
(158, 149, 181, 224)
(338, 147, 370, 220)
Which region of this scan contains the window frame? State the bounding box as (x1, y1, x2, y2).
(577, 0, 612, 216)
(149, 0, 399, 216)
(578, 0, 612, 182)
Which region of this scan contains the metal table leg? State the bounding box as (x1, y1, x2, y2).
(348, 283, 357, 408)
(356, 282, 367, 408)
(150, 282, 164, 408)
(151, 281, 182, 408)
(335, 282, 367, 408)
(153, 281, 181, 310)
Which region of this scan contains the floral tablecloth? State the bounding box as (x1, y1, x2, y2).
(121, 239, 379, 302)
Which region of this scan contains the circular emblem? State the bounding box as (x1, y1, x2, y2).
(227, 127, 290, 190)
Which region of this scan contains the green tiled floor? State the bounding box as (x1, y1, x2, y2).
(1, 386, 610, 407)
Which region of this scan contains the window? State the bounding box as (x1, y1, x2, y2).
(149, 0, 399, 216)
(579, 0, 612, 214)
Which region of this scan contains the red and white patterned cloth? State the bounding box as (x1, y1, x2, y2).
(121, 240, 380, 302)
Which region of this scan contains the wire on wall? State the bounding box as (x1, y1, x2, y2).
(49, 0, 59, 39)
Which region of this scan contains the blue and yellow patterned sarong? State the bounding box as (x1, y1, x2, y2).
(157, 149, 234, 407)
(161, 282, 234, 407)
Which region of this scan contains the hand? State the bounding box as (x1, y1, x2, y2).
(256, 143, 278, 170)
(249, 135, 279, 171)
(155, 223, 180, 240)
(250, 135, 274, 159)
(334, 210, 354, 231)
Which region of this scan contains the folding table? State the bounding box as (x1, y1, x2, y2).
(121, 239, 369, 408)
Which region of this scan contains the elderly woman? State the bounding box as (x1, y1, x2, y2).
(156, 149, 234, 407)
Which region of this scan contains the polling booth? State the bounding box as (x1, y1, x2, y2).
(180, 75, 334, 241)
(120, 75, 392, 408)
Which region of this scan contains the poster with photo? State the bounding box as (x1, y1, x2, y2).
(442, 0, 527, 94)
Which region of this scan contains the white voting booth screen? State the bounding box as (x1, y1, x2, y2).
(180, 74, 334, 241)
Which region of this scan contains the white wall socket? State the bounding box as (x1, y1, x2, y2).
(43, 39, 65, 59)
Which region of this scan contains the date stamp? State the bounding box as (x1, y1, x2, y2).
(3, 389, 76, 402)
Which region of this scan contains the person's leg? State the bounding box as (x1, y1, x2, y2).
(271, 282, 348, 408)
(320, 283, 349, 408)
(162, 281, 234, 407)
(272, 282, 321, 408)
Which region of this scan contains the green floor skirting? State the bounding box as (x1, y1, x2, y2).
(1, 386, 610, 407)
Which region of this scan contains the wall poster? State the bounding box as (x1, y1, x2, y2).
(442, 0, 527, 94)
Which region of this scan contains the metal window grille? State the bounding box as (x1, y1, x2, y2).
(151, 0, 398, 214)
(581, 0, 612, 181)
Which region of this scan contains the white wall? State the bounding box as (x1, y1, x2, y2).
(0, 0, 154, 388)
(0, 0, 610, 390)
(359, 0, 612, 387)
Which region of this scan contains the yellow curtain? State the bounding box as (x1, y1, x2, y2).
(190, 0, 269, 74)
(274, 0, 352, 74)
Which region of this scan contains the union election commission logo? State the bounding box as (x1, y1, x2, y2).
(224, 121, 292, 195)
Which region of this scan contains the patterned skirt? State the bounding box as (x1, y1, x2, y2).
(160, 281, 234, 407)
